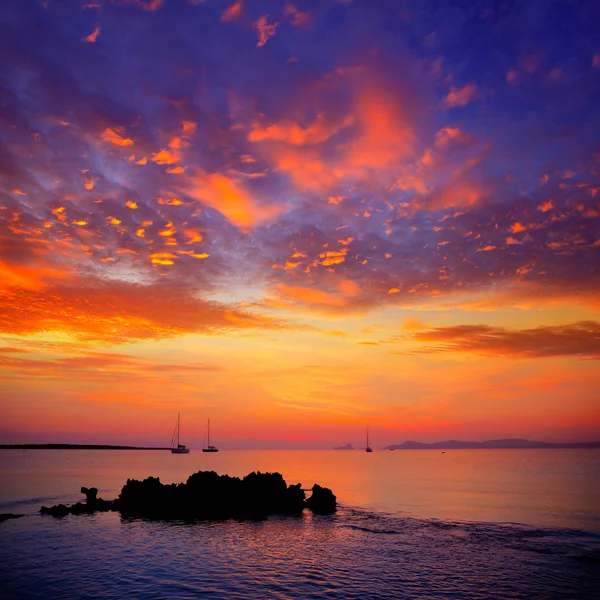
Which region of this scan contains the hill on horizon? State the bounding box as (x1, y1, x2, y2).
(384, 438, 600, 450)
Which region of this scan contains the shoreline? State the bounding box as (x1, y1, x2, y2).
(0, 444, 171, 450)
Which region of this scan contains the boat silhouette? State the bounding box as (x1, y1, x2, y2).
(170, 413, 190, 454)
(203, 418, 218, 453)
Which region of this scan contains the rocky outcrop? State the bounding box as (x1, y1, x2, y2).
(115, 471, 308, 520)
(40, 470, 337, 520)
(0, 513, 25, 523)
(40, 487, 113, 517)
(305, 484, 337, 515)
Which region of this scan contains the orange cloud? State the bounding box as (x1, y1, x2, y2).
(0, 260, 72, 292)
(169, 136, 190, 149)
(277, 285, 348, 307)
(221, 0, 243, 22)
(249, 113, 354, 146)
(248, 80, 415, 191)
(101, 128, 133, 147)
(254, 15, 279, 47)
(0, 277, 283, 343)
(134, 0, 164, 11)
(150, 149, 179, 165)
(434, 126, 473, 148)
(345, 87, 414, 171)
(83, 177, 97, 190)
(283, 3, 311, 27)
(276, 278, 361, 309)
(158, 222, 176, 237)
(150, 252, 177, 265)
(428, 180, 482, 209)
(82, 24, 101, 43)
(318, 248, 348, 266)
(443, 83, 478, 108)
(182, 120, 197, 135)
(406, 322, 600, 359)
(179, 170, 282, 228)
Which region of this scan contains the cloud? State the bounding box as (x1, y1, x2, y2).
(254, 15, 279, 47)
(0, 349, 224, 384)
(247, 74, 416, 191)
(283, 3, 311, 27)
(0, 277, 284, 343)
(133, 0, 165, 11)
(100, 128, 133, 146)
(178, 169, 283, 228)
(221, 0, 243, 22)
(443, 83, 478, 108)
(248, 113, 354, 146)
(434, 127, 473, 149)
(1, 0, 599, 327)
(82, 24, 101, 43)
(405, 322, 600, 359)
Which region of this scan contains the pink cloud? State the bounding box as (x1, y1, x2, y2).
(443, 83, 478, 108)
(255, 15, 279, 47)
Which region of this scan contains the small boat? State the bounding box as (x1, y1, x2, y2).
(366, 425, 373, 453)
(170, 413, 190, 454)
(202, 418, 219, 453)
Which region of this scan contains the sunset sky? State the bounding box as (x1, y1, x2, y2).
(1, 0, 599, 448)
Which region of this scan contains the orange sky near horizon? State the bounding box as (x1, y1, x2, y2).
(1, 0, 599, 448)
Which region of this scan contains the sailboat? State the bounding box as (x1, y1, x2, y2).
(366, 425, 373, 453)
(170, 413, 190, 454)
(202, 418, 219, 453)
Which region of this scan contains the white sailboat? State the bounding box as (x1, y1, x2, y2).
(366, 425, 373, 453)
(170, 413, 190, 454)
(202, 418, 218, 453)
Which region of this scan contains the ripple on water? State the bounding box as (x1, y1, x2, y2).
(0, 508, 599, 599)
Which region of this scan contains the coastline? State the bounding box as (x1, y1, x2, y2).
(0, 444, 170, 450)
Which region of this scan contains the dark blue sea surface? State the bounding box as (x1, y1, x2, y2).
(1, 449, 599, 598)
(1, 507, 599, 599)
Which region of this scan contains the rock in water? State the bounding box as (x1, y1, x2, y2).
(81, 487, 98, 504)
(40, 471, 335, 520)
(41, 487, 113, 517)
(0, 513, 25, 523)
(306, 484, 337, 515)
(40, 504, 70, 517)
(115, 471, 307, 520)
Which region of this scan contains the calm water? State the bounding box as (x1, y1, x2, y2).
(1, 449, 599, 598)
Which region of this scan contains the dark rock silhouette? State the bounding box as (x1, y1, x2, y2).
(81, 486, 97, 503)
(41, 487, 113, 517)
(40, 503, 70, 517)
(333, 443, 354, 450)
(115, 471, 308, 520)
(305, 484, 337, 515)
(40, 470, 336, 520)
(0, 513, 25, 523)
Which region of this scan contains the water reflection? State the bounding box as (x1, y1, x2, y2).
(1, 448, 599, 531)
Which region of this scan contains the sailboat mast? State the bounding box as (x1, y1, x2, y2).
(207, 419, 210, 448)
(177, 413, 180, 446)
(367, 424, 369, 448)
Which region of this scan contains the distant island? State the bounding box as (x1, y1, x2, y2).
(384, 438, 600, 450)
(0, 444, 170, 450)
(333, 443, 354, 450)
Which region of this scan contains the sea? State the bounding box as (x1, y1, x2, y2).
(0, 449, 599, 599)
